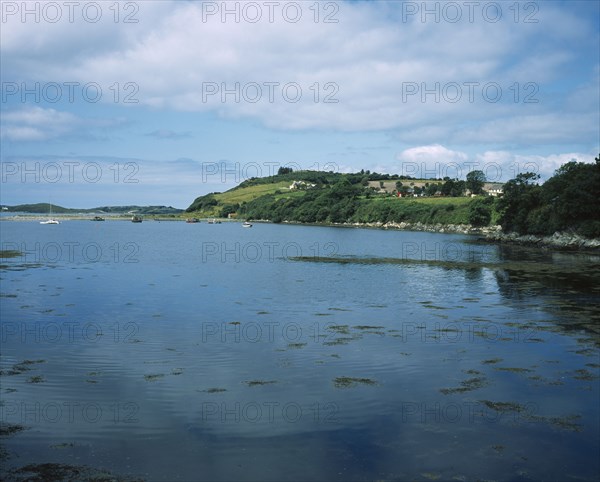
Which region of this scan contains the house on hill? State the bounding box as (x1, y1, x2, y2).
(482, 182, 504, 196)
(289, 180, 317, 190)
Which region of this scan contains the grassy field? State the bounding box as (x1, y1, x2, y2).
(370, 196, 473, 205)
(213, 181, 292, 204)
(216, 183, 474, 208)
(185, 181, 307, 217)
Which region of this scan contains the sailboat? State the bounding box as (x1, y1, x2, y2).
(40, 203, 60, 225)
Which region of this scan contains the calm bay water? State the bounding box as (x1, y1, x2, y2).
(1, 220, 599, 481)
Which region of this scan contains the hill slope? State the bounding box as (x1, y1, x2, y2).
(186, 170, 497, 226)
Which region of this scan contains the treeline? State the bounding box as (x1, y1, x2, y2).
(497, 157, 600, 237)
(235, 168, 420, 190)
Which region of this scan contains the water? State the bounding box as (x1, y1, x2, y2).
(1, 221, 599, 481)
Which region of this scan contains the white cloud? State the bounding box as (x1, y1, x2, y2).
(392, 146, 596, 182)
(1, 107, 78, 141)
(396, 144, 468, 163)
(455, 113, 599, 145)
(0, 107, 129, 141)
(2, 0, 596, 146)
(504, 152, 597, 179)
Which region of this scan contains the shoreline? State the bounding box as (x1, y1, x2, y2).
(259, 219, 501, 236)
(3, 214, 599, 251)
(483, 231, 600, 251)
(256, 219, 600, 251)
(0, 215, 209, 222)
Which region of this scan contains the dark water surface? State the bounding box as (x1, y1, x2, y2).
(1, 220, 599, 481)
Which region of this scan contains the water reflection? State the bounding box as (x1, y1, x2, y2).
(1, 222, 598, 481)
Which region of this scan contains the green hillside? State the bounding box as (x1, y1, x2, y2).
(184, 158, 600, 237)
(186, 170, 498, 226)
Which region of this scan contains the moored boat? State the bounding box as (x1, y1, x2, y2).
(40, 203, 60, 224)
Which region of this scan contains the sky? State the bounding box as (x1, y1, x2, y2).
(1, 0, 599, 209)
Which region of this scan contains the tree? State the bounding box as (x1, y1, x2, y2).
(537, 157, 600, 235)
(328, 178, 361, 202)
(277, 166, 293, 175)
(425, 183, 439, 196)
(451, 180, 466, 197)
(398, 184, 411, 196)
(468, 197, 493, 226)
(186, 193, 218, 212)
(441, 179, 457, 196)
(497, 172, 541, 233)
(219, 203, 239, 218)
(466, 170, 486, 195)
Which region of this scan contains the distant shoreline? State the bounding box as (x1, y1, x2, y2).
(0, 214, 231, 222)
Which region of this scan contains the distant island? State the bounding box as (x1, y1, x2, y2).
(1, 204, 183, 215)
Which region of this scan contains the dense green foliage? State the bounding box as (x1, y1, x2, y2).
(237, 179, 475, 225)
(440, 178, 466, 197)
(219, 203, 239, 218)
(466, 170, 486, 195)
(186, 193, 219, 212)
(468, 196, 494, 227)
(234, 169, 425, 190)
(185, 158, 599, 237)
(498, 157, 600, 237)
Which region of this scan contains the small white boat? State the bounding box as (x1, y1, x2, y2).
(242, 221, 252, 228)
(40, 203, 60, 224)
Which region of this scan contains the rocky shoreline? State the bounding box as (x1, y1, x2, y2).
(275, 220, 600, 251)
(6, 214, 598, 251)
(357, 221, 600, 250)
(484, 231, 600, 251)
(342, 221, 502, 236)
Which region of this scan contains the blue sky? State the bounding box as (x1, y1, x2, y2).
(1, 0, 598, 208)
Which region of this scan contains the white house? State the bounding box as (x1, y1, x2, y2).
(289, 180, 316, 190)
(483, 182, 504, 196)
